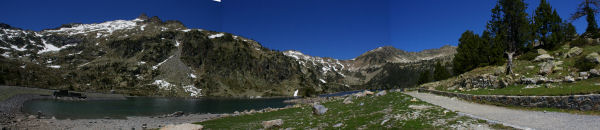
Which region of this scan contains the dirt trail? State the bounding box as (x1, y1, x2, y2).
(405, 91, 600, 130)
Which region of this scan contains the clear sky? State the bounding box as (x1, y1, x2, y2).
(0, 0, 588, 59)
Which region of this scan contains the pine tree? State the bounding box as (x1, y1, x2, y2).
(498, 0, 531, 74)
(571, 0, 600, 38)
(433, 62, 451, 81)
(453, 30, 484, 74)
(417, 70, 431, 85)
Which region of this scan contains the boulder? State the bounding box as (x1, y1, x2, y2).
(312, 103, 328, 115)
(533, 54, 554, 62)
(590, 69, 600, 77)
(566, 47, 583, 58)
(580, 72, 590, 79)
(537, 49, 548, 55)
(160, 123, 203, 130)
(585, 52, 600, 63)
(261, 119, 283, 129)
(539, 61, 554, 75)
(564, 76, 576, 82)
(342, 97, 353, 104)
(363, 90, 374, 95)
(375, 90, 387, 96)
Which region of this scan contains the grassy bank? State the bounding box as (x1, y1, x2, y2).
(195, 91, 510, 129)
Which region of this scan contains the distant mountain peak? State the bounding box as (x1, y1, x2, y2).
(137, 13, 149, 21)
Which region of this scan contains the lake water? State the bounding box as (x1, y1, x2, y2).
(22, 97, 294, 119)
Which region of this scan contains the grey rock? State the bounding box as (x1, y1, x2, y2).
(534, 54, 554, 62)
(586, 52, 600, 63)
(580, 72, 590, 79)
(312, 103, 328, 115)
(343, 97, 353, 104)
(590, 69, 600, 77)
(537, 49, 548, 55)
(333, 123, 343, 128)
(566, 47, 583, 58)
(564, 76, 575, 82)
(539, 61, 554, 75)
(375, 90, 387, 96)
(262, 119, 283, 129)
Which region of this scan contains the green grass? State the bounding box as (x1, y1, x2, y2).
(456, 77, 600, 96)
(0, 86, 52, 101)
(195, 92, 508, 129)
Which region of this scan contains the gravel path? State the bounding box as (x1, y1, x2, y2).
(405, 91, 600, 130)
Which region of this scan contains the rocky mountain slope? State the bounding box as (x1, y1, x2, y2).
(1, 14, 456, 97)
(283, 45, 456, 90)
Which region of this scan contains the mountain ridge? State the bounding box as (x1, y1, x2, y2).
(0, 15, 457, 97)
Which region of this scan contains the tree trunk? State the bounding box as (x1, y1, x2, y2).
(505, 52, 515, 75)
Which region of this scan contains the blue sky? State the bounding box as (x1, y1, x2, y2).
(0, 0, 588, 59)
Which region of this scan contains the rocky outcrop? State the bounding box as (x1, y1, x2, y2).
(538, 61, 554, 75)
(566, 47, 583, 58)
(419, 89, 600, 111)
(533, 54, 554, 62)
(585, 52, 600, 63)
(457, 74, 501, 89)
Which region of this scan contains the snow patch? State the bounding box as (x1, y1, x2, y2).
(293, 89, 299, 97)
(208, 33, 224, 39)
(183, 85, 202, 97)
(189, 73, 197, 78)
(152, 80, 174, 90)
(47, 65, 61, 69)
(44, 19, 138, 36)
(37, 39, 76, 54)
(152, 55, 174, 70)
(1, 52, 10, 57)
(10, 44, 27, 51)
(319, 79, 327, 83)
(175, 41, 180, 47)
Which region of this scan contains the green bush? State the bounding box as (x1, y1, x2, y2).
(575, 56, 596, 72)
(517, 51, 538, 61)
(570, 38, 589, 47)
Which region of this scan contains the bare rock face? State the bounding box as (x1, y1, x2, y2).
(261, 119, 283, 129)
(566, 47, 583, 58)
(312, 103, 328, 115)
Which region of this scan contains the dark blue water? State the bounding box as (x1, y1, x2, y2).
(319, 90, 364, 97)
(22, 97, 294, 119)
